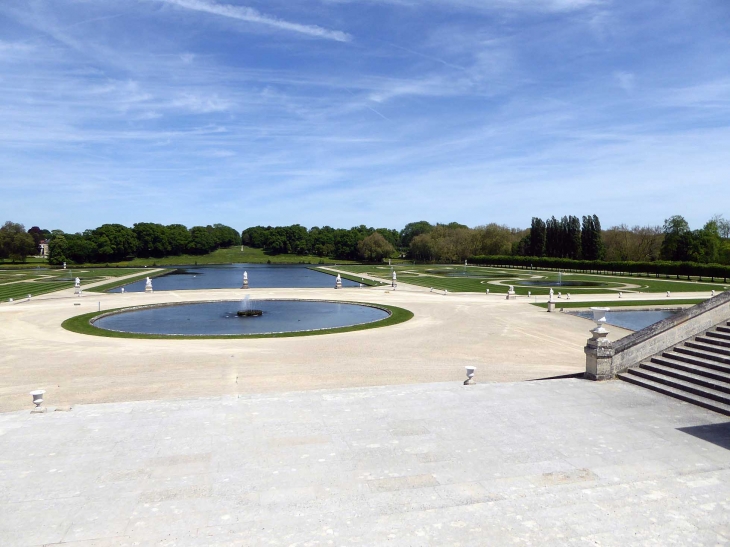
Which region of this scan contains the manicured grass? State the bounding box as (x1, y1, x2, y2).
(0, 281, 75, 301)
(61, 301, 414, 339)
(85, 269, 170, 293)
(531, 299, 707, 309)
(61, 247, 359, 267)
(332, 265, 729, 295)
(0, 267, 150, 301)
(308, 267, 385, 287)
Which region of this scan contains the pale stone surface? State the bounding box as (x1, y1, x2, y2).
(0, 379, 729, 546)
(0, 286, 635, 412)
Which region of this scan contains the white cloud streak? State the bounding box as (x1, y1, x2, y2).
(157, 0, 352, 42)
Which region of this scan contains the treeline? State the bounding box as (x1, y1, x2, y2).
(4, 213, 728, 267)
(48, 223, 240, 264)
(241, 222, 527, 263)
(241, 225, 400, 261)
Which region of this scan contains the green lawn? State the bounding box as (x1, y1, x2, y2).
(308, 267, 386, 287)
(0, 281, 75, 301)
(85, 269, 170, 293)
(331, 264, 729, 295)
(0, 267, 148, 301)
(62, 247, 359, 267)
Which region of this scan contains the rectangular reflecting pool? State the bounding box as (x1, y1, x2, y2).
(110, 264, 360, 292)
(571, 309, 679, 332)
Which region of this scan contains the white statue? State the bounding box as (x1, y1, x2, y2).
(243, 271, 248, 282)
(335, 274, 342, 289)
(74, 277, 80, 288)
(145, 277, 153, 292)
(549, 288, 554, 301)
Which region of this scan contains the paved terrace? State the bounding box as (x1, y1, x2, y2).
(0, 286, 637, 413)
(1, 379, 729, 546)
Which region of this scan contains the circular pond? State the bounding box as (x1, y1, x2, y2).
(514, 280, 610, 288)
(92, 300, 391, 336)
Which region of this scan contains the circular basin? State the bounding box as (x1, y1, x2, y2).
(92, 300, 391, 336)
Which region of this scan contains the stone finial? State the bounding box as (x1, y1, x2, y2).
(464, 366, 476, 385)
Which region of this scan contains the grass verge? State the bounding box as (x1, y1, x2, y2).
(531, 299, 706, 309)
(308, 267, 385, 287)
(62, 301, 414, 340)
(85, 269, 171, 293)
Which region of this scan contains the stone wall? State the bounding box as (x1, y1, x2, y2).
(585, 291, 730, 380)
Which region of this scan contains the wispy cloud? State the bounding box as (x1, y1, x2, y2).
(157, 0, 352, 42)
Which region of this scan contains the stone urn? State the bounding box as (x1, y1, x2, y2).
(30, 390, 45, 411)
(589, 307, 610, 339)
(464, 366, 476, 385)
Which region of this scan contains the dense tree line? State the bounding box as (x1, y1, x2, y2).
(46, 223, 240, 265)
(241, 225, 400, 261)
(3, 213, 728, 266)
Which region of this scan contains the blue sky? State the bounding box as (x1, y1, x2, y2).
(1, 0, 728, 233)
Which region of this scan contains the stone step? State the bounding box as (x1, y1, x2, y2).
(684, 340, 730, 358)
(667, 347, 730, 367)
(717, 325, 730, 334)
(696, 335, 730, 349)
(653, 353, 730, 379)
(640, 362, 730, 394)
(706, 330, 730, 342)
(624, 368, 730, 406)
(618, 373, 730, 416)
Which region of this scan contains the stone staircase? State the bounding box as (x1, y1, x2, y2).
(618, 321, 730, 415)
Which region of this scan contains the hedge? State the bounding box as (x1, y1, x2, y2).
(468, 256, 730, 282)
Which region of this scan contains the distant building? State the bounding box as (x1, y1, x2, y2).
(39, 240, 49, 258)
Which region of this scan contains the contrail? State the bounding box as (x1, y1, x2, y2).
(157, 0, 352, 42)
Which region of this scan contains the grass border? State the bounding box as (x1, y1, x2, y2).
(308, 267, 386, 287)
(61, 300, 414, 339)
(85, 269, 172, 293)
(531, 299, 706, 310)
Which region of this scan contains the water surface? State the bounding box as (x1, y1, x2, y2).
(94, 300, 389, 335)
(110, 264, 359, 292)
(572, 310, 678, 331)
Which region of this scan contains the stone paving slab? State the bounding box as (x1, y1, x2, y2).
(1, 379, 730, 546)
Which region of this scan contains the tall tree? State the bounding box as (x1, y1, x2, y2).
(528, 217, 546, 257)
(358, 233, 395, 262)
(581, 214, 604, 260)
(0, 221, 37, 262)
(566, 216, 581, 259)
(545, 216, 560, 257)
(660, 215, 692, 261)
(400, 221, 433, 248)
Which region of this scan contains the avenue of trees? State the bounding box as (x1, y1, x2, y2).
(45, 223, 240, 265)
